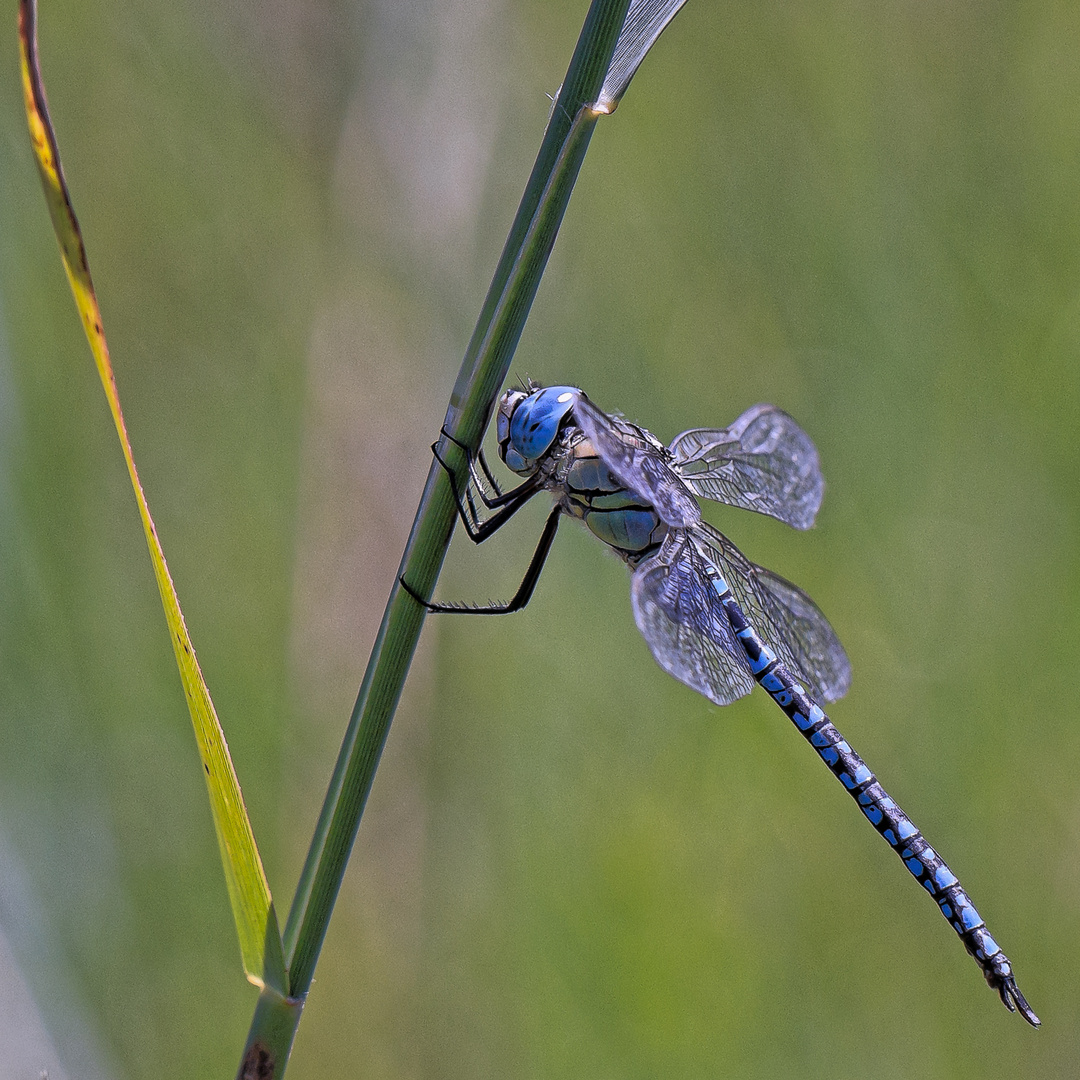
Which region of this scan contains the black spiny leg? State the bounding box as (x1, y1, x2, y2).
(400, 432, 559, 612)
(432, 432, 541, 542)
(439, 428, 506, 508)
(401, 507, 562, 615)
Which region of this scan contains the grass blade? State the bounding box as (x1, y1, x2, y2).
(17, 0, 286, 994)
(279, 2, 634, 1000)
(598, 0, 688, 111)
(238, 0, 687, 1073)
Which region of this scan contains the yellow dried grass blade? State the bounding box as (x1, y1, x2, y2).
(18, 0, 286, 995)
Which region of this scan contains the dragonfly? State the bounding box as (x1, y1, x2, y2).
(403, 381, 1038, 1025)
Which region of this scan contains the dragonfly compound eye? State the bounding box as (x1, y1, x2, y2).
(508, 385, 580, 463)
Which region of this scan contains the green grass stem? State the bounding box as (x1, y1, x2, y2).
(238, 2, 632, 1074)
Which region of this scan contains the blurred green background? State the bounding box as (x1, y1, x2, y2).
(1, 0, 1078, 1076)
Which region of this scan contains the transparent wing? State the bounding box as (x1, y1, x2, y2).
(690, 521, 851, 702)
(630, 532, 756, 706)
(573, 392, 701, 528)
(668, 404, 825, 530)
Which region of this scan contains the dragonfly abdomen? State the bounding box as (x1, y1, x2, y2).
(711, 583, 1038, 1023)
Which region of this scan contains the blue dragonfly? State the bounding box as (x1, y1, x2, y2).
(404, 382, 1038, 1025)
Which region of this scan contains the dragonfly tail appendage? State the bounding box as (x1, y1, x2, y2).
(997, 972, 1040, 1026)
(717, 591, 1040, 1027)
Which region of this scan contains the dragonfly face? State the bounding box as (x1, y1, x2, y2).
(496, 384, 580, 474)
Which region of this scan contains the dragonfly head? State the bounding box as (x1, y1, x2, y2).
(496, 384, 581, 474)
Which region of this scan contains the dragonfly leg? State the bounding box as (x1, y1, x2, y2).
(402, 507, 562, 614)
(475, 448, 503, 500)
(440, 428, 505, 504)
(433, 436, 541, 543)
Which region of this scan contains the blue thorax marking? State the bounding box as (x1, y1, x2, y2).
(564, 452, 666, 555)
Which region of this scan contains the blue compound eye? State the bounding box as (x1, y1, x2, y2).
(508, 386, 580, 463)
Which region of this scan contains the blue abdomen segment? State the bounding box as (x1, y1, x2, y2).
(713, 586, 1038, 1024)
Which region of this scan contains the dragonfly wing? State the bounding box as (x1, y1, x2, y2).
(690, 521, 852, 702)
(631, 533, 755, 706)
(573, 392, 701, 528)
(668, 404, 825, 530)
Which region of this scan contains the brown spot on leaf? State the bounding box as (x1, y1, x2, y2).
(239, 1042, 275, 1080)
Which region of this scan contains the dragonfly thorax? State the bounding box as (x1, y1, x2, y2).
(562, 439, 668, 561)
